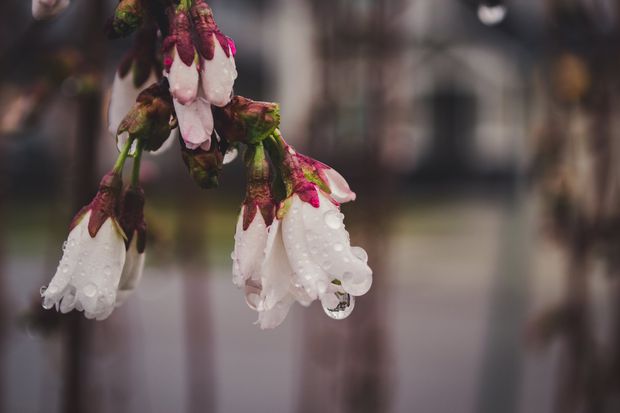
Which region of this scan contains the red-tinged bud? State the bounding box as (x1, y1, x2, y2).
(117, 81, 176, 153)
(106, 0, 144, 39)
(242, 144, 276, 230)
(181, 135, 225, 189)
(120, 186, 147, 253)
(190, 0, 233, 61)
(163, 7, 196, 71)
(70, 171, 124, 238)
(213, 96, 280, 145)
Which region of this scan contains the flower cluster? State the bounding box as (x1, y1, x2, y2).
(38, 0, 372, 328)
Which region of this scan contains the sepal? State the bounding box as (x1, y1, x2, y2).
(163, 7, 196, 70)
(181, 135, 225, 189)
(70, 171, 124, 239)
(242, 144, 276, 230)
(117, 81, 176, 153)
(190, 0, 234, 60)
(213, 96, 280, 144)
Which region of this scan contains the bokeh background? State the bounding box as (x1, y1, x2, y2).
(2, 0, 620, 412)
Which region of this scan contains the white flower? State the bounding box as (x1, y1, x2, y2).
(115, 234, 145, 307)
(41, 211, 126, 320)
(166, 47, 199, 105)
(233, 213, 311, 329)
(282, 192, 372, 299)
(174, 97, 214, 150)
(32, 0, 69, 20)
(200, 34, 237, 107)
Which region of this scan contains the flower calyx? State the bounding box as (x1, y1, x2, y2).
(70, 171, 124, 239)
(117, 80, 176, 153)
(119, 186, 147, 253)
(242, 144, 276, 230)
(181, 134, 225, 189)
(190, 0, 236, 61)
(213, 96, 280, 145)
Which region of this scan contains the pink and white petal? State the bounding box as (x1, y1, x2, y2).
(301, 192, 372, 296)
(323, 167, 356, 203)
(174, 98, 213, 150)
(282, 196, 332, 300)
(200, 35, 238, 107)
(167, 48, 199, 105)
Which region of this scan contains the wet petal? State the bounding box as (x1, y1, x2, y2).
(167, 47, 199, 105)
(174, 98, 213, 150)
(323, 167, 356, 203)
(200, 35, 237, 107)
(231, 207, 269, 287)
(116, 234, 145, 306)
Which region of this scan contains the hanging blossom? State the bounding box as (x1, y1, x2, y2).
(217, 98, 372, 329)
(32, 0, 70, 20)
(42, 80, 175, 320)
(40, 0, 371, 327)
(162, 0, 237, 152)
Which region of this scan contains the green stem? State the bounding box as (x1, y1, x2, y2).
(131, 139, 143, 188)
(113, 138, 134, 175)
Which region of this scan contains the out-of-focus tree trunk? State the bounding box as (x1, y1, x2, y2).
(63, 1, 106, 412)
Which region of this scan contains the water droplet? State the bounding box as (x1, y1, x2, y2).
(324, 210, 342, 230)
(61, 264, 69, 274)
(42, 300, 54, 310)
(83, 284, 97, 298)
(68, 239, 76, 248)
(322, 293, 355, 320)
(322, 260, 332, 270)
(103, 266, 112, 276)
(351, 247, 368, 263)
(333, 243, 344, 252)
(62, 241, 67, 251)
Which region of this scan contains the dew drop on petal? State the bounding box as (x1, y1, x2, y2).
(83, 283, 98, 298)
(324, 210, 342, 230)
(351, 247, 368, 263)
(322, 293, 355, 320)
(333, 243, 344, 252)
(103, 266, 112, 277)
(322, 260, 332, 270)
(61, 264, 69, 274)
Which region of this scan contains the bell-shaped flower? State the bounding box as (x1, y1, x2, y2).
(174, 96, 213, 150)
(41, 172, 127, 320)
(190, 0, 237, 107)
(163, 7, 199, 105)
(32, 0, 70, 20)
(116, 186, 147, 306)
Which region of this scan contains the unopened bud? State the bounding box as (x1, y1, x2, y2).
(213, 96, 280, 145)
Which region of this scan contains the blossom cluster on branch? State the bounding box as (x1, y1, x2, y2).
(36, 0, 372, 329)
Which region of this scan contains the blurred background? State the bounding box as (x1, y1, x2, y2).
(2, 0, 620, 412)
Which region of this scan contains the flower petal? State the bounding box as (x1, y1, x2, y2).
(301, 192, 372, 296)
(231, 206, 269, 288)
(323, 167, 356, 203)
(167, 47, 199, 105)
(260, 220, 295, 310)
(281, 196, 332, 300)
(256, 295, 295, 330)
(174, 98, 213, 150)
(108, 71, 157, 136)
(116, 234, 145, 306)
(200, 35, 237, 107)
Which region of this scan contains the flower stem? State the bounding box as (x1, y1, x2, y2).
(131, 139, 143, 188)
(113, 138, 134, 175)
